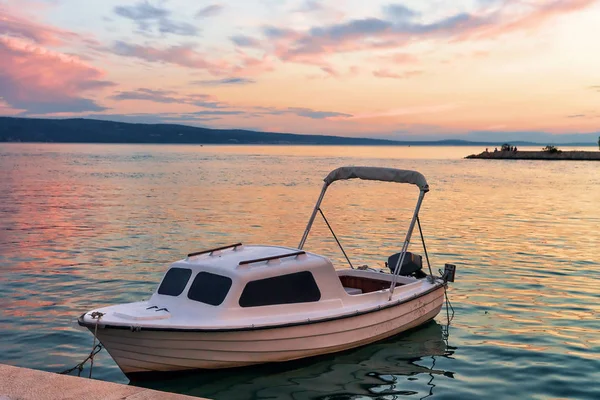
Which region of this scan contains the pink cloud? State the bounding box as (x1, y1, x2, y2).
(472, 50, 489, 58)
(372, 69, 424, 79)
(110, 88, 227, 109)
(460, 0, 598, 40)
(260, 0, 597, 72)
(319, 65, 339, 77)
(348, 104, 459, 120)
(0, 8, 80, 46)
(232, 50, 276, 75)
(305, 65, 360, 80)
(382, 53, 419, 64)
(110, 41, 277, 77)
(0, 37, 114, 113)
(0, 7, 111, 113)
(112, 41, 231, 74)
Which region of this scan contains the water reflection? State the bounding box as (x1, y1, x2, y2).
(135, 321, 455, 400)
(1, 144, 599, 400)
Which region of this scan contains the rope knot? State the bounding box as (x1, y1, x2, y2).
(90, 311, 104, 319)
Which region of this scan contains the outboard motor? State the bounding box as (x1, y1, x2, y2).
(386, 252, 427, 278)
(442, 263, 456, 282)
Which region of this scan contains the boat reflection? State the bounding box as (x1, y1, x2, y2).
(133, 320, 456, 400)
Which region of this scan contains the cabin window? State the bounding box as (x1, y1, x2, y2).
(157, 267, 192, 296)
(239, 271, 321, 307)
(187, 272, 233, 306)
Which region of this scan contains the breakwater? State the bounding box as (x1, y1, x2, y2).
(466, 150, 600, 160)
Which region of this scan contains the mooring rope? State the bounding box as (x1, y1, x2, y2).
(444, 287, 455, 324)
(441, 282, 455, 343)
(58, 344, 103, 377)
(59, 311, 104, 378)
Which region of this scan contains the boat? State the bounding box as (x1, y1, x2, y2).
(78, 166, 456, 378)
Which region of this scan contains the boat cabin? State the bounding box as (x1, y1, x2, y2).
(148, 243, 425, 320)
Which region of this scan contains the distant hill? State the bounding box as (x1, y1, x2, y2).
(0, 117, 595, 146)
(0, 117, 397, 145)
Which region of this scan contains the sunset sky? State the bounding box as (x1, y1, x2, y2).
(1, 0, 599, 140)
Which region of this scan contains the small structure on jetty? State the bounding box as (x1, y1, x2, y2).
(466, 149, 600, 161)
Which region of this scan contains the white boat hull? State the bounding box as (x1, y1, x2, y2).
(89, 285, 445, 376)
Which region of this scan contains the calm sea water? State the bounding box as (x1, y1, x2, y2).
(0, 144, 598, 400)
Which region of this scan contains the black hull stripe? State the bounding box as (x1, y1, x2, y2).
(79, 283, 445, 333)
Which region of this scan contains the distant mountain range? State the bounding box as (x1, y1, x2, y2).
(0, 117, 596, 146)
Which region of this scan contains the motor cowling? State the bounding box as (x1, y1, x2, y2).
(386, 252, 424, 277)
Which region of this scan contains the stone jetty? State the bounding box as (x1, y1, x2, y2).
(466, 150, 600, 161)
(0, 363, 207, 400)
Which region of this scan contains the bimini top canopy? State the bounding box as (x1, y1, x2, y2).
(323, 166, 429, 192)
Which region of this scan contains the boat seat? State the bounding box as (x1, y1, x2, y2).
(343, 287, 363, 295)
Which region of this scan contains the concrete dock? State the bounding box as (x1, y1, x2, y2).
(0, 364, 206, 400)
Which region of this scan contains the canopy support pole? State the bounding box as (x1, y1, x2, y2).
(388, 190, 426, 300)
(298, 183, 328, 250)
(417, 216, 435, 281)
(318, 208, 354, 269)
